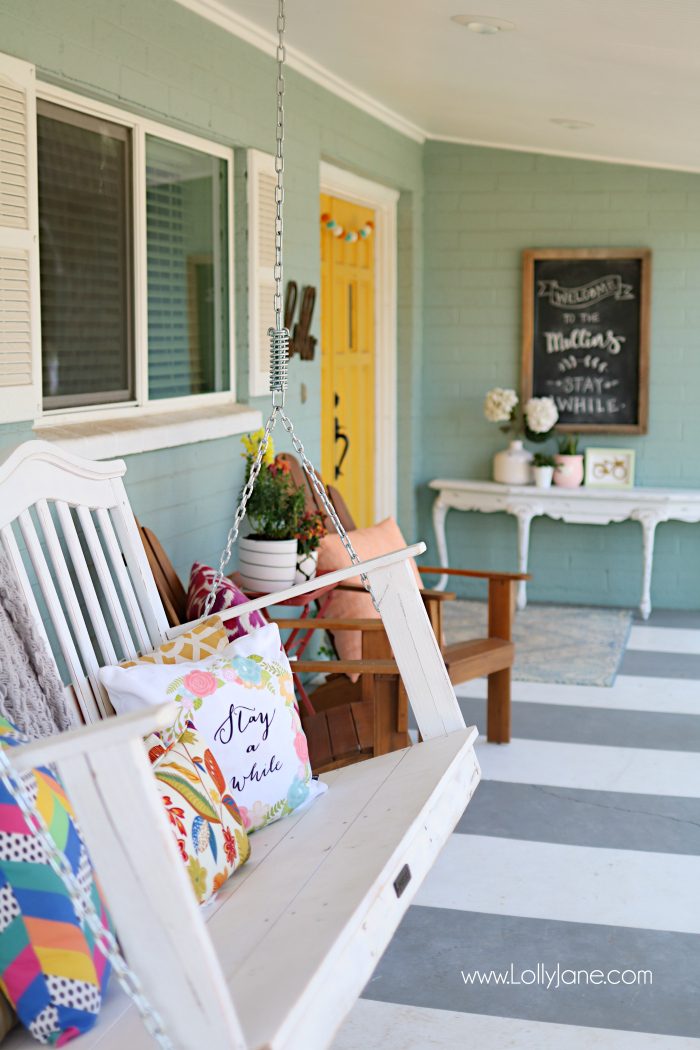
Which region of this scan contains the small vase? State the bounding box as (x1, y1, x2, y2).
(493, 440, 533, 485)
(294, 549, 318, 585)
(532, 465, 554, 489)
(238, 536, 298, 593)
(553, 454, 584, 489)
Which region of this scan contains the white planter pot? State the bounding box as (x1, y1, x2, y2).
(238, 536, 298, 593)
(493, 440, 533, 485)
(294, 549, 319, 585)
(532, 465, 554, 488)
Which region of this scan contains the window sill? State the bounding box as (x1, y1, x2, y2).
(33, 402, 263, 460)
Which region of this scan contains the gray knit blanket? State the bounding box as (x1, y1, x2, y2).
(0, 547, 72, 739)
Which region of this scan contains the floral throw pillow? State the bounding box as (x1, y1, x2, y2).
(186, 563, 266, 643)
(145, 725, 250, 904)
(101, 624, 326, 833)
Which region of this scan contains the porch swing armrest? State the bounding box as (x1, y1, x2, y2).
(419, 566, 531, 582)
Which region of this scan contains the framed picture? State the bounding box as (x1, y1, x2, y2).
(521, 248, 651, 434)
(584, 448, 636, 489)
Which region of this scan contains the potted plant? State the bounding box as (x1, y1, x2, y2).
(483, 389, 559, 484)
(531, 452, 557, 489)
(554, 434, 584, 488)
(238, 431, 305, 592)
(294, 510, 327, 584)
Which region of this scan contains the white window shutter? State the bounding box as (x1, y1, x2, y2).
(247, 149, 277, 398)
(0, 53, 41, 423)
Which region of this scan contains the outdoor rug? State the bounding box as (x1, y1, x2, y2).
(442, 600, 632, 687)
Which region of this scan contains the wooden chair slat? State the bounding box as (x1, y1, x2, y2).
(55, 502, 118, 671)
(95, 508, 152, 655)
(350, 700, 374, 751)
(76, 506, 138, 661)
(17, 508, 100, 723)
(325, 703, 361, 759)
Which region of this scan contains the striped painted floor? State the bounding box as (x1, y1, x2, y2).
(332, 610, 700, 1049)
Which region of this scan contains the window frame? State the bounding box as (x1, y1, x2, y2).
(34, 81, 236, 424)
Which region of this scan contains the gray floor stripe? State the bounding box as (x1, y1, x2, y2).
(455, 780, 700, 855)
(363, 908, 700, 1038)
(620, 649, 700, 679)
(458, 697, 700, 752)
(634, 609, 700, 628)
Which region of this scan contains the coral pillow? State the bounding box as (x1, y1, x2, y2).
(0, 718, 112, 1044)
(100, 624, 326, 834)
(316, 518, 421, 674)
(186, 563, 266, 642)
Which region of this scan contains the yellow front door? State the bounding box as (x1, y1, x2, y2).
(320, 194, 375, 527)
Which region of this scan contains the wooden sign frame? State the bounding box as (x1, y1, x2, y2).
(521, 248, 651, 434)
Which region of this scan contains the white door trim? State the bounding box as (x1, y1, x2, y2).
(319, 161, 399, 521)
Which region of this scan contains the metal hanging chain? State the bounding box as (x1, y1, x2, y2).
(205, 0, 375, 611)
(0, 749, 173, 1050)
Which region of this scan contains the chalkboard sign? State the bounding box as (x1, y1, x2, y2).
(521, 249, 650, 433)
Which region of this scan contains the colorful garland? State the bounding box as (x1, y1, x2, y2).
(321, 212, 374, 243)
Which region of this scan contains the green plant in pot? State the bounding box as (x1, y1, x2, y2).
(531, 452, 557, 489)
(554, 434, 584, 489)
(238, 430, 306, 593)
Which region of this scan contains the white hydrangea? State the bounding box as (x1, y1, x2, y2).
(524, 396, 558, 434)
(484, 387, 518, 423)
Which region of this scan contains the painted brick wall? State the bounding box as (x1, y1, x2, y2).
(0, 0, 424, 584)
(420, 141, 700, 609)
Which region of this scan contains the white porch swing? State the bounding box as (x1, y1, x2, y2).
(0, 4, 480, 1047)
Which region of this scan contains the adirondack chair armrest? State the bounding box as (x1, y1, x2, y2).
(270, 617, 387, 632)
(294, 658, 398, 675)
(336, 581, 457, 602)
(419, 566, 530, 582)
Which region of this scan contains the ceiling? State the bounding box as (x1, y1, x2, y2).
(182, 0, 700, 171)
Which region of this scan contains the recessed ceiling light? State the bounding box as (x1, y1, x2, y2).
(451, 14, 515, 34)
(550, 118, 595, 131)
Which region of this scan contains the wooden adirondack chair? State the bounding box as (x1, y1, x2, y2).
(0, 441, 480, 1050)
(280, 454, 528, 744)
(137, 523, 409, 771)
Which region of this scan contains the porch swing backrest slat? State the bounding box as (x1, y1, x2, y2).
(0, 440, 480, 1050)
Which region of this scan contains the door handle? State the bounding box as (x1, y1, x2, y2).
(333, 392, 350, 479)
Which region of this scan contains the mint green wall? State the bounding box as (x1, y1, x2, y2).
(420, 140, 700, 608)
(0, 0, 423, 584)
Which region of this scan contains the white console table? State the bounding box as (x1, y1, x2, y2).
(429, 479, 700, 619)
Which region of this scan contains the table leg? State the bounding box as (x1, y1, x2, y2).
(635, 512, 659, 621)
(432, 496, 450, 591)
(512, 508, 533, 611)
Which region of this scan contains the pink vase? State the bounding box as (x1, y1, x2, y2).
(553, 454, 584, 488)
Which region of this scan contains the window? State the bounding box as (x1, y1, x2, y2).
(34, 95, 232, 414)
(146, 137, 229, 400)
(37, 102, 133, 409)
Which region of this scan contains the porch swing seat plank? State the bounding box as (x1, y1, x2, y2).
(5, 729, 477, 1050)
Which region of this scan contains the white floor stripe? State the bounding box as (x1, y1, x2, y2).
(476, 737, 700, 797)
(628, 625, 700, 655)
(456, 675, 700, 714)
(416, 834, 700, 934)
(332, 1000, 700, 1050)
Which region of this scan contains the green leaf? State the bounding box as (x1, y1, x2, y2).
(166, 676, 184, 695)
(155, 772, 221, 823)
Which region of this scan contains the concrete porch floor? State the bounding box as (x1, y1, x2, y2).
(333, 610, 700, 1049)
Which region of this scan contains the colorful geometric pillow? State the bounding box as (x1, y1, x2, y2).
(119, 615, 229, 668)
(185, 563, 266, 643)
(101, 624, 326, 834)
(144, 724, 250, 905)
(0, 718, 112, 1045)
